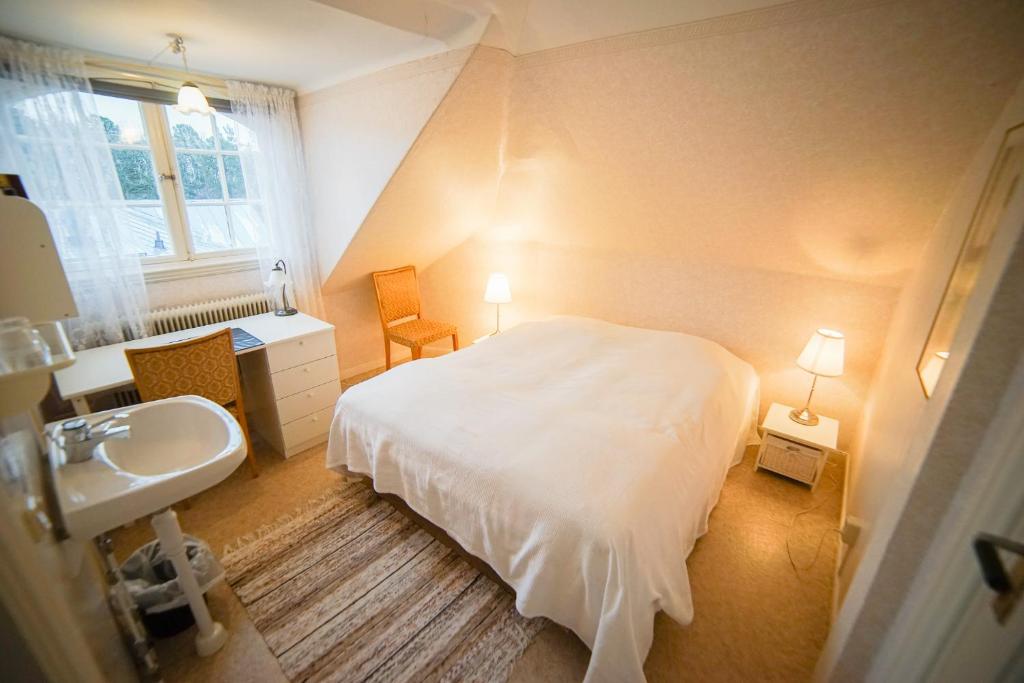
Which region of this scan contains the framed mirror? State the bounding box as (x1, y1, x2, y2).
(917, 122, 1024, 397)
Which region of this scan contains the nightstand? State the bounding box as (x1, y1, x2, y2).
(756, 402, 838, 489)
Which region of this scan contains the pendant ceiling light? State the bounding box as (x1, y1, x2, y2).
(163, 34, 214, 116)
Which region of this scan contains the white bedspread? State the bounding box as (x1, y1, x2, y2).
(327, 316, 759, 682)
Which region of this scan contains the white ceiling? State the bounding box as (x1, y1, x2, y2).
(0, 0, 488, 93)
(0, 0, 792, 93)
(509, 0, 797, 54)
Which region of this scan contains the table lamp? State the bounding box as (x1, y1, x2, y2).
(266, 259, 297, 316)
(790, 328, 844, 426)
(484, 272, 511, 334)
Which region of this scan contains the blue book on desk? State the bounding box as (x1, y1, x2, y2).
(231, 327, 264, 353)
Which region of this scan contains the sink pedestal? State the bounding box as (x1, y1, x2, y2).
(151, 508, 228, 656)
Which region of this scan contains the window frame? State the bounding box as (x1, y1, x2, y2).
(101, 96, 260, 268)
(160, 103, 261, 262)
(139, 102, 189, 265)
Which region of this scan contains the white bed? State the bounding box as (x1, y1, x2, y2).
(326, 316, 759, 682)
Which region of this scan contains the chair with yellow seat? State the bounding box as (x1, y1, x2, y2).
(124, 327, 259, 477)
(372, 265, 459, 370)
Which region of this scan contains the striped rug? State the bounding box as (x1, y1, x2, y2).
(221, 481, 546, 682)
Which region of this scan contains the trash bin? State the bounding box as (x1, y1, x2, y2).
(120, 535, 225, 638)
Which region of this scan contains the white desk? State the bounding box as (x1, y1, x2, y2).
(55, 312, 340, 457)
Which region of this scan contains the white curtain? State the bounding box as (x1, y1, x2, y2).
(0, 36, 149, 349)
(227, 80, 324, 318)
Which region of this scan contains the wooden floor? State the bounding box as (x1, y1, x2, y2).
(111, 370, 843, 683)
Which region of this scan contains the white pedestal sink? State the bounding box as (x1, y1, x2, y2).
(48, 395, 247, 657)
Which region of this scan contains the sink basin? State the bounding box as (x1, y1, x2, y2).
(49, 395, 246, 540)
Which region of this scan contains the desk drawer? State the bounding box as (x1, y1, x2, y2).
(282, 405, 333, 451)
(267, 330, 336, 373)
(272, 355, 339, 399)
(276, 379, 341, 424)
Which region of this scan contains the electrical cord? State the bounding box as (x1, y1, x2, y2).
(785, 459, 843, 576)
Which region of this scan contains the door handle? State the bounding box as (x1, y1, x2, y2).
(973, 532, 1024, 594)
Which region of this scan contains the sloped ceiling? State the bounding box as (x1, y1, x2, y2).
(299, 46, 484, 288)
(324, 49, 512, 292)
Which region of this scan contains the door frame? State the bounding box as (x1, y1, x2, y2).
(0, 494, 106, 683)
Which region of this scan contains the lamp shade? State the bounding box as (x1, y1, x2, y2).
(265, 264, 287, 288)
(484, 272, 511, 304)
(796, 328, 845, 377)
(175, 82, 214, 115)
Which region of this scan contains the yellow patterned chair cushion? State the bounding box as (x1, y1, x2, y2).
(387, 319, 458, 347)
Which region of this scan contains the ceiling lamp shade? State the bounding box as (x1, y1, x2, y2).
(156, 35, 214, 116)
(796, 328, 845, 377)
(175, 81, 214, 116)
(484, 272, 512, 304)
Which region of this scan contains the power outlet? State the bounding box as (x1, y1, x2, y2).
(841, 516, 863, 548)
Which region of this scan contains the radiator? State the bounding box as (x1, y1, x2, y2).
(145, 291, 272, 336)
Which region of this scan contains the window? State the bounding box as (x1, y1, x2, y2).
(94, 93, 263, 264)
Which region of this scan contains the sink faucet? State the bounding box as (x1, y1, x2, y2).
(61, 413, 131, 464)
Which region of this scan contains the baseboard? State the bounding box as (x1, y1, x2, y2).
(340, 357, 396, 379)
(340, 344, 452, 381)
(832, 448, 855, 622)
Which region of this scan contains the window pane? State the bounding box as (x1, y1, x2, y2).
(111, 148, 159, 200)
(217, 113, 258, 151)
(166, 108, 215, 149)
(186, 205, 232, 253)
(223, 155, 246, 198)
(217, 115, 239, 151)
(228, 205, 263, 247)
(94, 95, 149, 145)
(177, 153, 222, 200)
(115, 207, 173, 257)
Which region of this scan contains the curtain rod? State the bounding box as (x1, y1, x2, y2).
(84, 56, 230, 98)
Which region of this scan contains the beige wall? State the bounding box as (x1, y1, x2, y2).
(820, 78, 1024, 677)
(144, 267, 264, 309)
(837, 79, 1024, 596)
(301, 0, 1024, 443)
(419, 236, 897, 447)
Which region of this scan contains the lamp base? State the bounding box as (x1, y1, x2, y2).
(789, 407, 820, 426)
(274, 307, 297, 316)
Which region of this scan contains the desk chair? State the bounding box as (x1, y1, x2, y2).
(372, 265, 458, 370)
(125, 328, 258, 477)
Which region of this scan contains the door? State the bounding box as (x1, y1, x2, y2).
(928, 520, 1024, 682)
(872, 358, 1024, 681)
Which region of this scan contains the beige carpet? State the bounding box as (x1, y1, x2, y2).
(111, 367, 843, 683)
(221, 481, 545, 682)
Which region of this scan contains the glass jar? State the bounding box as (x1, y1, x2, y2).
(0, 317, 52, 373)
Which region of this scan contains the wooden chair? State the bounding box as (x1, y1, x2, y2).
(372, 265, 459, 370)
(125, 328, 259, 477)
